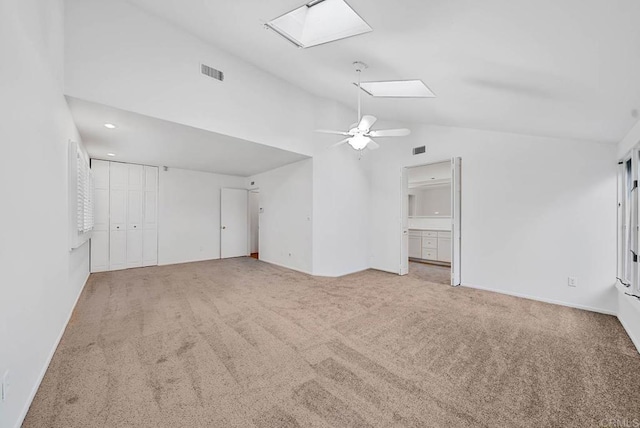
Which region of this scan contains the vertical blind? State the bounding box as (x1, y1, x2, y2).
(76, 146, 94, 233)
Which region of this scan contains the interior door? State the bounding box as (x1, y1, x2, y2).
(109, 162, 128, 271)
(221, 188, 248, 258)
(400, 168, 409, 275)
(451, 157, 462, 286)
(143, 166, 158, 267)
(126, 164, 144, 268)
(90, 160, 110, 272)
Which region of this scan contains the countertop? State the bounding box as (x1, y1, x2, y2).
(409, 228, 451, 232)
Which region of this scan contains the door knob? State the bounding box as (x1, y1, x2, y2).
(221, 226, 226, 229)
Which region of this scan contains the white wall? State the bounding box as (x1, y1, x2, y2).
(248, 160, 313, 274)
(158, 167, 245, 265)
(618, 119, 640, 158)
(370, 124, 618, 314)
(65, 0, 317, 156)
(0, 1, 90, 427)
(311, 103, 371, 277)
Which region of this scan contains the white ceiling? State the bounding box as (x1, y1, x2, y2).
(67, 97, 309, 176)
(126, 0, 640, 143)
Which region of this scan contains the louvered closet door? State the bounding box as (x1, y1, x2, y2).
(143, 166, 158, 266)
(90, 160, 110, 272)
(109, 162, 128, 271)
(126, 164, 144, 268)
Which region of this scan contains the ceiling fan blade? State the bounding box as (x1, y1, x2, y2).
(368, 128, 411, 137)
(366, 139, 380, 150)
(357, 115, 377, 132)
(316, 129, 350, 136)
(330, 138, 350, 148)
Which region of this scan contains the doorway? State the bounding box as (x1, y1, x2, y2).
(249, 190, 260, 259)
(400, 158, 461, 286)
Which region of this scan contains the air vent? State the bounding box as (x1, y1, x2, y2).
(413, 146, 426, 155)
(201, 64, 224, 81)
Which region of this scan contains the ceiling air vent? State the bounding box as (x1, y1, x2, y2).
(201, 64, 224, 81)
(413, 146, 426, 155)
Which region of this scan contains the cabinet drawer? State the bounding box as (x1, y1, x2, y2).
(423, 230, 438, 238)
(422, 248, 438, 260)
(422, 238, 438, 249)
(438, 231, 451, 238)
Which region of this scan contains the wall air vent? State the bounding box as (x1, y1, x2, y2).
(201, 64, 224, 81)
(413, 146, 426, 155)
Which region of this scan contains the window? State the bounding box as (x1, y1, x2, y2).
(618, 152, 640, 295)
(266, 0, 372, 48)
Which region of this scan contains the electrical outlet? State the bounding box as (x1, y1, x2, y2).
(1, 370, 9, 402)
(568, 277, 578, 287)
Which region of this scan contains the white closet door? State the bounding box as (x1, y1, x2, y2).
(109, 162, 128, 270)
(126, 164, 144, 268)
(90, 160, 110, 272)
(143, 166, 158, 266)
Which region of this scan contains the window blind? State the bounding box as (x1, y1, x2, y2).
(76, 147, 94, 233)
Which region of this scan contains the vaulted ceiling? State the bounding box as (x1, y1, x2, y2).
(125, 0, 640, 144)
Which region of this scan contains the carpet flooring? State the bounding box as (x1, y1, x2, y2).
(24, 258, 640, 427)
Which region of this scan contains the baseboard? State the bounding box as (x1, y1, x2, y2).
(259, 258, 313, 276)
(462, 283, 617, 316)
(618, 315, 640, 354)
(311, 267, 371, 278)
(15, 271, 90, 428)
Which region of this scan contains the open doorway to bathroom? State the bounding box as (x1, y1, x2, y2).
(401, 158, 461, 285)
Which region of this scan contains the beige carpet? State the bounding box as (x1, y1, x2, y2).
(24, 258, 640, 427)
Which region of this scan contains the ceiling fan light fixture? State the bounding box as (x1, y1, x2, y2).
(359, 80, 436, 98)
(265, 0, 372, 48)
(348, 134, 371, 150)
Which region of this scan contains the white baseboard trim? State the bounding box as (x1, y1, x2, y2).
(312, 267, 371, 278)
(461, 283, 617, 316)
(618, 315, 640, 354)
(259, 258, 313, 276)
(15, 271, 91, 428)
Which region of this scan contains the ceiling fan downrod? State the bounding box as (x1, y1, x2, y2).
(353, 61, 368, 125)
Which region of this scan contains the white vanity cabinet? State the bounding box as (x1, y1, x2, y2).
(409, 229, 451, 264)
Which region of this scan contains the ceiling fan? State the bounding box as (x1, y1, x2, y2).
(316, 61, 411, 151)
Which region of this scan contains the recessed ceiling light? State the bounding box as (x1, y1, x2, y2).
(358, 80, 436, 98)
(107, 153, 116, 157)
(266, 0, 372, 49)
(104, 123, 116, 129)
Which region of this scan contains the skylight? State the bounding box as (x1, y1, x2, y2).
(359, 80, 436, 98)
(266, 0, 372, 48)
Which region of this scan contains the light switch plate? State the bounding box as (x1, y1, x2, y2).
(568, 277, 577, 287)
